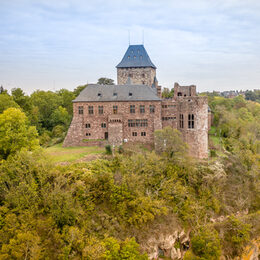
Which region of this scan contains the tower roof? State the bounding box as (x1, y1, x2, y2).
(116, 44, 156, 69)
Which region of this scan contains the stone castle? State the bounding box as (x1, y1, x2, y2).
(64, 44, 209, 158)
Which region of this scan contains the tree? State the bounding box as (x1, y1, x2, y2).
(154, 127, 188, 158)
(191, 227, 221, 260)
(73, 84, 87, 97)
(0, 94, 20, 113)
(97, 77, 114, 85)
(50, 106, 71, 128)
(56, 89, 75, 115)
(11, 88, 32, 113)
(162, 88, 174, 98)
(30, 90, 61, 130)
(0, 108, 39, 159)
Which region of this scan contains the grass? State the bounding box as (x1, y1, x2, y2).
(44, 143, 104, 163)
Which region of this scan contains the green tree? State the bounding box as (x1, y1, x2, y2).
(11, 88, 32, 113)
(191, 227, 222, 260)
(97, 77, 114, 85)
(0, 108, 39, 159)
(50, 106, 71, 128)
(154, 127, 188, 158)
(30, 90, 61, 130)
(0, 94, 20, 113)
(162, 87, 174, 98)
(56, 89, 75, 115)
(73, 84, 87, 97)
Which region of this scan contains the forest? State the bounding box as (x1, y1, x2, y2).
(0, 85, 259, 259)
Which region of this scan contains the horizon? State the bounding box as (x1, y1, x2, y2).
(1, 0, 260, 94)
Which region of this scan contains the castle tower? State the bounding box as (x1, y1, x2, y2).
(116, 45, 156, 87)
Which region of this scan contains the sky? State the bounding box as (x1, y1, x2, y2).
(0, 0, 260, 94)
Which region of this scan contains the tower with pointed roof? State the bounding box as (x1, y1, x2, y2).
(116, 45, 156, 87)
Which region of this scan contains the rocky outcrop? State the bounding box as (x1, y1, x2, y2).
(143, 230, 190, 259)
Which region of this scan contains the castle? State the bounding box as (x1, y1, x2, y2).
(64, 44, 209, 158)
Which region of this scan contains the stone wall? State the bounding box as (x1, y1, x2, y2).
(117, 67, 156, 87)
(177, 96, 208, 159)
(63, 100, 162, 147)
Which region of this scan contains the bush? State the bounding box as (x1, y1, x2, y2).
(191, 227, 221, 260)
(105, 145, 112, 155)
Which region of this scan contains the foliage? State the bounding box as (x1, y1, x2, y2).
(0, 108, 39, 159)
(154, 127, 188, 158)
(0, 93, 20, 113)
(97, 77, 115, 85)
(162, 87, 174, 98)
(191, 227, 221, 260)
(105, 144, 112, 155)
(222, 215, 251, 257)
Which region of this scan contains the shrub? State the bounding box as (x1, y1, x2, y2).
(191, 227, 221, 260)
(105, 145, 112, 155)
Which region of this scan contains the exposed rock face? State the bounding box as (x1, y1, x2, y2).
(143, 230, 190, 259)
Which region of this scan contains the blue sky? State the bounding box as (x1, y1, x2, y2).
(0, 0, 260, 94)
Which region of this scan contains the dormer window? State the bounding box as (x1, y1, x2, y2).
(128, 55, 130, 59)
(113, 93, 117, 97)
(134, 56, 136, 59)
(129, 92, 132, 96)
(131, 50, 134, 54)
(137, 50, 140, 53)
(98, 93, 102, 97)
(140, 55, 143, 59)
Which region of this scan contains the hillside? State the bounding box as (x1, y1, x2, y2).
(0, 91, 259, 259)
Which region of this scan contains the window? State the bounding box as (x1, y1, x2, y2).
(85, 123, 91, 128)
(88, 106, 93, 114)
(178, 92, 182, 96)
(134, 55, 136, 59)
(140, 55, 143, 59)
(132, 132, 137, 136)
(78, 106, 83, 114)
(101, 123, 106, 128)
(142, 81, 145, 85)
(150, 105, 155, 113)
(113, 92, 117, 97)
(86, 133, 91, 136)
(179, 114, 184, 129)
(141, 132, 146, 136)
(128, 119, 148, 127)
(98, 93, 102, 97)
(142, 73, 145, 78)
(128, 55, 130, 59)
(188, 114, 194, 129)
(98, 106, 103, 114)
(113, 105, 118, 114)
(128, 73, 133, 77)
(129, 92, 132, 96)
(140, 105, 145, 114)
(130, 105, 135, 113)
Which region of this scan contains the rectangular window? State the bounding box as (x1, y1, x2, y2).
(101, 123, 106, 128)
(98, 106, 103, 114)
(188, 114, 194, 129)
(140, 105, 145, 113)
(150, 105, 155, 113)
(78, 106, 83, 114)
(86, 133, 91, 136)
(132, 132, 137, 136)
(113, 105, 118, 114)
(88, 106, 93, 114)
(179, 114, 184, 129)
(85, 123, 91, 128)
(128, 119, 148, 127)
(141, 132, 146, 136)
(130, 105, 135, 114)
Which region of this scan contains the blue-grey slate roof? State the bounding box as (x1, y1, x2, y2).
(116, 45, 156, 69)
(73, 84, 161, 102)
